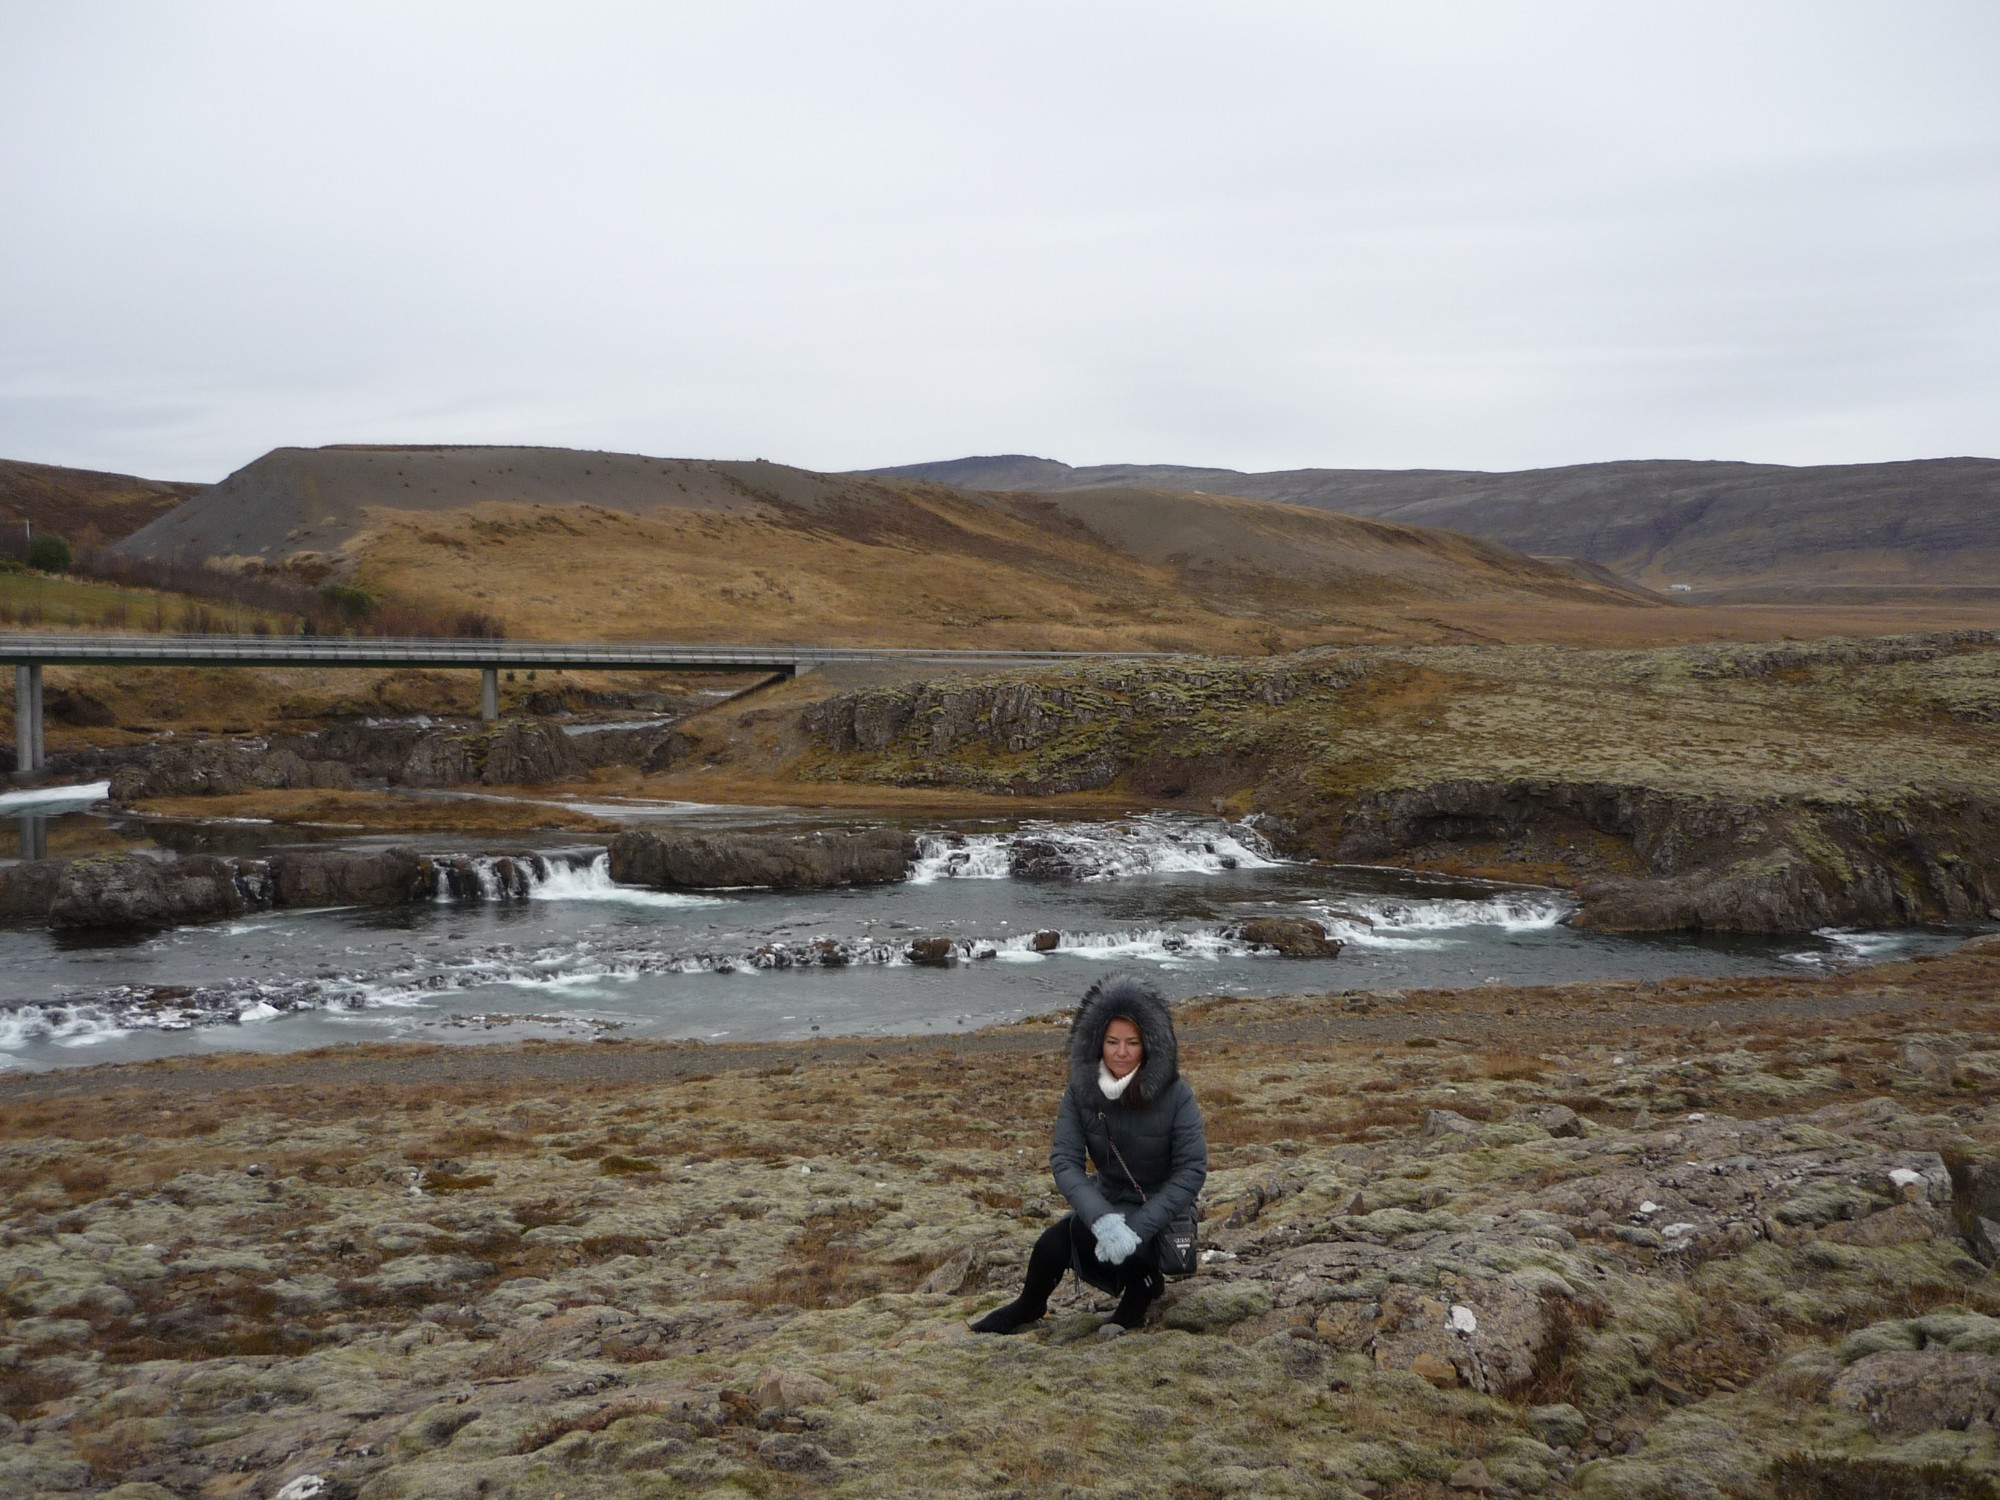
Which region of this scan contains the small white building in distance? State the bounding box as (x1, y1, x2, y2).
(1668, 583, 1694, 593)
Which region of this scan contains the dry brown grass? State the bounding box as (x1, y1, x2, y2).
(0, 1362, 76, 1420)
(1505, 1292, 1614, 1406)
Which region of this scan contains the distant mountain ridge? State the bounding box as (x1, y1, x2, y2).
(99, 443, 1658, 649)
(862, 455, 2000, 595)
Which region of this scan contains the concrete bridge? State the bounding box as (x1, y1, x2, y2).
(0, 633, 1170, 775)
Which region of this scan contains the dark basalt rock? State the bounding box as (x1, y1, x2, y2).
(1296, 777, 2000, 935)
(1223, 916, 1343, 957)
(47, 853, 246, 931)
(107, 739, 353, 801)
(608, 829, 917, 890)
(905, 937, 957, 966)
(0, 859, 69, 920)
(267, 848, 431, 908)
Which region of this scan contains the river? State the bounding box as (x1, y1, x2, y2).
(0, 784, 1978, 1072)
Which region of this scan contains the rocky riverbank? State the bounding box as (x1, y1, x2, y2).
(0, 848, 571, 931)
(51, 717, 689, 803)
(793, 633, 2000, 935)
(4, 939, 2000, 1496)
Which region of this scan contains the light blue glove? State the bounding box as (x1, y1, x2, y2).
(1092, 1212, 1142, 1266)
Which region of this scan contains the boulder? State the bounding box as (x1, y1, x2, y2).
(0, 858, 68, 920)
(749, 1365, 838, 1413)
(1008, 837, 1097, 880)
(1526, 1403, 1590, 1449)
(1421, 1109, 1480, 1139)
(1447, 1458, 1494, 1492)
(1903, 1036, 1959, 1085)
(1160, 1282, 1272, 1333)
(47, 854, 246, 930)
(918, 1248, 977, 1296)
(1829, 1349, 2000, 1437)
(1223, 916, 1343, 957)
(268, 848, 429, 907)
(905, 937, 957, 967)
(608, 829, 917, 890)
(1513, 1103, 1586, 1138)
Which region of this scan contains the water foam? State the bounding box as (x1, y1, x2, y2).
(1783, 927, 1926, 968)
(910, 816, 1282, 884)
(529, 853, 726, 908)
(423, 851, 724, 907)
(1330, 892, 1574, 934)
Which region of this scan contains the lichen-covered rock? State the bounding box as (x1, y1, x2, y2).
(1160, 1282, 1272, 1333)
(1830, 1349, 2000, 1437)
(749, 1366, 838, 1412)
(1526, 1402, 1590, 1448)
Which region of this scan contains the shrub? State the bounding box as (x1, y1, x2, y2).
(26, 533, 70, 572)
(320, 583, 377, 621)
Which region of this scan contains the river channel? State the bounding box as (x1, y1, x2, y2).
(0, 784, 1979, 1073)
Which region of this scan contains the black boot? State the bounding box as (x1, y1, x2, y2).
(969, 1299, 1044, 1334)
(968, 1218, 1071, 1334)
(1109, 1254, 1163, 1329)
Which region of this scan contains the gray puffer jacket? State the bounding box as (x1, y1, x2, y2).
(1049, 974, 1208, 1244)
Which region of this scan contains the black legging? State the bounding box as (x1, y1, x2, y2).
(1021, 1213, 1164, 1326)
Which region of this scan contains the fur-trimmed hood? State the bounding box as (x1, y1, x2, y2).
(1067, 973, 1179, 1107)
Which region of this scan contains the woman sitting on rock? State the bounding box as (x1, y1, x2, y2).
(971, 974, 1208, 1334)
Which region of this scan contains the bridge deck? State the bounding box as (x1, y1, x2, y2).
(1, 634, 1173, 777)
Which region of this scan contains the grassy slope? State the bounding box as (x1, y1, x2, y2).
(346, 486, 1666, 652)
(0, 457, 200, 549)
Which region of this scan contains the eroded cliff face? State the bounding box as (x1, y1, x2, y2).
(1272, 779, 2000, 932)
(798, 636, 2000, 934)
(802, 657, 1360, 796)
(85, 717, 685, 801)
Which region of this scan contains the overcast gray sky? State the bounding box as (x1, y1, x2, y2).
(2, 2, 1996, 482)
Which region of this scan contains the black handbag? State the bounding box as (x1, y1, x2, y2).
(1098, 1112, 1200, 1278)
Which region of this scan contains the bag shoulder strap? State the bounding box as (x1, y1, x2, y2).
(1094, 1108, 1147, 1205)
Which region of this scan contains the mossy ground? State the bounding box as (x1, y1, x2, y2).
(794, 636, 2000, 812)
(6, 941, 2000, 1497)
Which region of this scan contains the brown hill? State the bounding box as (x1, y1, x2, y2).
(866, 454, 2000, 597)
(108, 445, 1662, 651)
(0, 457, 203, 550)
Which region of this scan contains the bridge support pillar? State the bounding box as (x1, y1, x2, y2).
(14, 663, 42, 777)
(480, 667, 499, 722)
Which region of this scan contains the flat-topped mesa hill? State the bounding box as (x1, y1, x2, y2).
(870, 453, 2000, 601)
(109, 444, 1658, 650)
(0, 457, 203, 547)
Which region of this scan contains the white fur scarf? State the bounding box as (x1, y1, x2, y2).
(1098, 1062, 1136, 1100)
